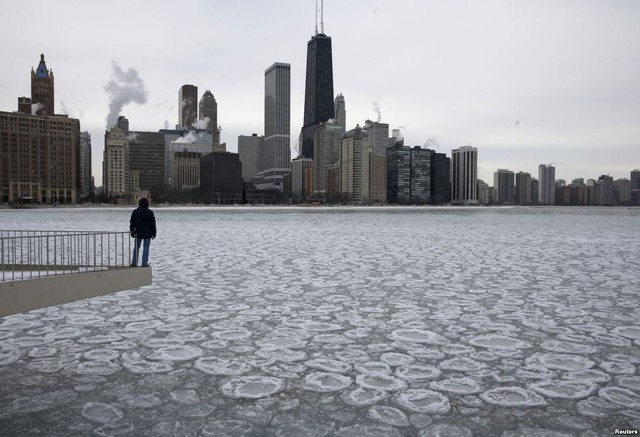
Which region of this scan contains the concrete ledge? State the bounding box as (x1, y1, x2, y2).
(0, 267, 152, 317)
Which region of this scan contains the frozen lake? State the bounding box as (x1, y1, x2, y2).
(1, 206, 639, 436)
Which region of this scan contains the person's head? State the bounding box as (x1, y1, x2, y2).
(138, 197, 149, 208)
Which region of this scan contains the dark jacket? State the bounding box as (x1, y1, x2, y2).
(130, 206, 156, 239)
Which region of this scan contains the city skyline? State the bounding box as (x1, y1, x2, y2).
(1, 0, 639, 185)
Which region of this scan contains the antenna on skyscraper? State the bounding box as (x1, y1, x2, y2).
(321, 0, 325, 34)
(315, 1, 318, 35)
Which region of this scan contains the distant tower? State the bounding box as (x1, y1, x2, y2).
(493, 169, 515, 205)
(451, 146, 478, 205)
(199, 90, 219, 143)
(179, 84, 198, 129)
(264, 62, 291, 169)
(538, 164, 555, 205)
(300, 4, 335, 159)
(334, 93, 346, 133)
(31, 54, 54, 115)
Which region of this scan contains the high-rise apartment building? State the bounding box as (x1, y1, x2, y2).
(430, 152, 450, 205)
(334, 93, 346, 134)
(31, 54, 54, 116)
(387, 144, 431, 204)
(199, 90, 219, 144)
(515, 171, 532, 205)
(238, 134, 263, 183)
(538, 164, 555, 205)
(179, 85, 198, 129)
(128, 131, 166, 191)
(300, 31, 335, 159)
(493, 169, 515, 205)
(369, 154, 387, 204)
(451, 146, 478, 205)
(363, 120, 390, 156)
(339, 125, 370, 204)
(631, 169, 640, 190)
(291, 157, 313, 201)
(103, 127, 131, 203)
(264, 63, 291, 170)
(312, 121, 342, 195)
(79, 132, 92, 199)
(594, 175, 614, 206)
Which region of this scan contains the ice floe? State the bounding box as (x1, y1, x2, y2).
(396, 389, 451, 414)
(356, 373, 408, 391)
(388, 329, 448, 345)
(305, 358, 351, 374)
(146, 345, 203, 361)
(430, 377, 482, 395)
(530, 380, 598, 399)
(341, 387, 388, 406)
(468, 334, 531, 350)
(194, 356, 252, 375)
(303, 372, 353, 393)
(367, 405, 410, 427)
(221, 375, 285, 399)
(81, 402, 124, 424)
(479, 387, 547, 407)
(394, 364, 442, 381)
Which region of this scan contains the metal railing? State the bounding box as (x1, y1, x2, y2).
(1, 230, 132, 282)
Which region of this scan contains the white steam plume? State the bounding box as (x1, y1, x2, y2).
(104, 61, 148, 129)
(192, 117, 210, 129)
(372, 101, 382, 123)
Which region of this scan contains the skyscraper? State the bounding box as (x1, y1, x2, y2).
(363, 120, 390, 156)
(312, 121, 342, 195)
(79, 132, 92, 199)
(300, 28, 335, 158)
(538, 164, 555, 205)
(493, 169, 515, 205)
(264, 63, 291, 169)
(334, 93, 346, 133)
(515, 171, 532, 205)
(179, 85, 198, 129)
(631, 169, 640, 190)
(238, 134, 263, 183)
(430, 152, 450, 205)
(31, 54, 54, 116)
(451, 146, 478, 205)
(339, 125, 370, 204)
(387, 144, 431, 205)
(199, 90, 219, 144)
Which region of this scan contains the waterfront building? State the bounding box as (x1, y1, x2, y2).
(531, 178, 539, 204)
(369, 154, 387, 204)
(179, 84, 198, 129)
(515, 171, 531, 205)
(477, 180, 490, 205)
(312, 121, 342, 195)
(300, 30, 335, 159)
(0, 54, 80, 204)
(252, 168, 291, 192)
(613, 178, 630, 206)
(451, 146, 478, 205)
(334, 93, 346, 134)
(594, 174, 614, 206)
(79, 132, 92, 199)
(103, 127, 132, 203)
(264, 63, 291, 170)
(363, 120, 390, 156)
(538, 164, 555, 205)
(199, 90, 219, 144)
(631, 169, 640, 190)
(494, 169, 515, 205)
(339, 125, 370, 204)
(386, 144, 411, 204)
(430, 152, 450, 205)
(200, 152, 242, 204)
(291, 157, 313, 201)
(238, 134, 263, 183)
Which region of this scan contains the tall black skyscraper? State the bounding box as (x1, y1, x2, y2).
(300, 29, 334, 159)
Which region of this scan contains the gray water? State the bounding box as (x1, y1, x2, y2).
(1, 206, 639, 436)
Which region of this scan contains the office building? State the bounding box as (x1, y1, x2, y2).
(613, 179, 631, 206)
(79, 132, 92, 199)
(300, 30, 335, 159)
(291, 157, 313, 201)
(363, 120, 390, 156)
(430, 152, 450, 205)
(199, 90, 219, 144)
(335, 93, 346, 133)
(594, 175, 614, 206)
(451, 146, 478, 205)
(164, 130, 214, 186)
(339, 125, 370, 204)
(172, 151, 201, 190)
(312, 121, 342, 195)
(494, 169, 515, 205)
(538, 164, 555, 205)
(128, 131, 166, 191)
(631, 170, 640, 190)
(238, 134, 263, 183)
(515, 171, 532, 205)
(179, 84, 198, 129)
(103, 127, 131, 203)
(387, 144, 431, 204)
(200, 152, 242, 204)
(264, 63, 291, 170)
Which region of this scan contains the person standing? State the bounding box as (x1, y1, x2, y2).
(130, 197, 156, 267)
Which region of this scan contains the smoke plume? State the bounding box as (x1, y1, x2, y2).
(104, 61, 148, 129)
(372, 101, 381, 123)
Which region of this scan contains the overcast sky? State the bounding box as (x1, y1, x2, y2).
(1, 0, 639, 185)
